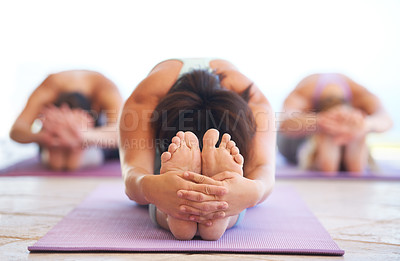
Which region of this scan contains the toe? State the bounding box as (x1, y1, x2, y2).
(171, 136, 180, 146)
(203, 129, 220, 148)
(184, 131, 200, 149)
(176, 131, 185, 140)
(234, 154, 244, 165)
(177, 131, 185, 146)
(161, 152, 172, 163)
(219, 133, 231, 149)
(231, 146, 239, 155)
(227, 140, 236, 150)
(168, 143, 178, 153)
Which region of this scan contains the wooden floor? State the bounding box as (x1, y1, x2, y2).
(0, 177, 399, 261)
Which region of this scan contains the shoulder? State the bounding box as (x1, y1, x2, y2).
(210, 59, 239, 71)
(294, 74, 320, 90)
(281, 74, 321, 111)
(209, 59, 253, 95)
(130, 60, 183, 104)
(47, 70, 95, 80)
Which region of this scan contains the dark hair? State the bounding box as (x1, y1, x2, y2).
(151, 69, 257, 160)
(54, 92, 92, 111)
(315, 96, 349, 112)
(53, 92, 100, 126)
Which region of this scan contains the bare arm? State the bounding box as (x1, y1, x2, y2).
(211, 85, 276, 213)
(119, 95, 157, 204)
(119, 66, 228, 222)
(216, 64, 276, 205)
(350, 80, 393, 133)
(81, 74, 123, 148)
(245, 100, 276, 205)
(278, 89, 319, 137)
(9, 75, 57, 144)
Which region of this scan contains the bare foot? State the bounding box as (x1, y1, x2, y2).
(202, 128, 244, 177)
(159, 131, 201, 240)
(199, 128, 244, 240)
(160, 131, 201, 174)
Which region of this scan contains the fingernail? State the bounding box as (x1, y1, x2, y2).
(184, 172, 189, 177)
(207, 221, 212, 226)
(177, 191, 183, 197)
(189, 216, 195, 221)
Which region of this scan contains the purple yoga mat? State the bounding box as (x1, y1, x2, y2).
(3, 154, 398, 180)
(276, 163, 400, 180)
(0, 157, 121, 177)
(28, 184, 344, 256)
(275, 154, 400, 180)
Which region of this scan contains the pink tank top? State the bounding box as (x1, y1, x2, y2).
(312, 73, 352, 109)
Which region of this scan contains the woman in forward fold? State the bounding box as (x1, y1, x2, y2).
(10, 70, 123, 170)
(119, 58, 275, 240)
(278, 73, 392, 174)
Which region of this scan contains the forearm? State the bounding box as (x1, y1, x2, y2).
(278, 112, 318, 137)
(9, 123, 39, 144)
(82, 124, 119, 148)
(365, 112, 393, 133)
(123, 164, 153, 205)
(245, 164, 275, 207)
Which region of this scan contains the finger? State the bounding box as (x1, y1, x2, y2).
(179, 201, 228, 215)
(319, 117, 338, 127)
(180, 205, 226, 217)
(177, 188, 226, 202)
(185, 216, 214, 226)
(60, 103, 71, 112)
(192, 183, 227, 196)
(188, 211, 226, 222)
(182, 171, 222, 186)
(211, 171, 236, 181)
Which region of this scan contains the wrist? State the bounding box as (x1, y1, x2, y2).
(34, 131, 52, 146)
(363, 116, 373, 134)
(124, 173, 152, 205)
(139, 174, 155, 204)
(248, 179, 265, 208)
(31, 132, 42, 144)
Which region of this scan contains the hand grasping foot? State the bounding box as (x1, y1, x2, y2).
(159, 131, 201, 240)
(199, 128, 244, 240)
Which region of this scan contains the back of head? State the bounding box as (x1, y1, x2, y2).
(54, 92, 92, 111)
(53, 92, 101, 125)
(152, 69, 256, 160)
(315, 96, 350, 112)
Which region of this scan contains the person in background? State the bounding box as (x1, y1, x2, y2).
(119, 58, 275, 240)
(10, 70, 123, 170)
(278, 73, 392, 174)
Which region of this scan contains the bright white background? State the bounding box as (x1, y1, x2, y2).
(0, 0, 399, 161)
